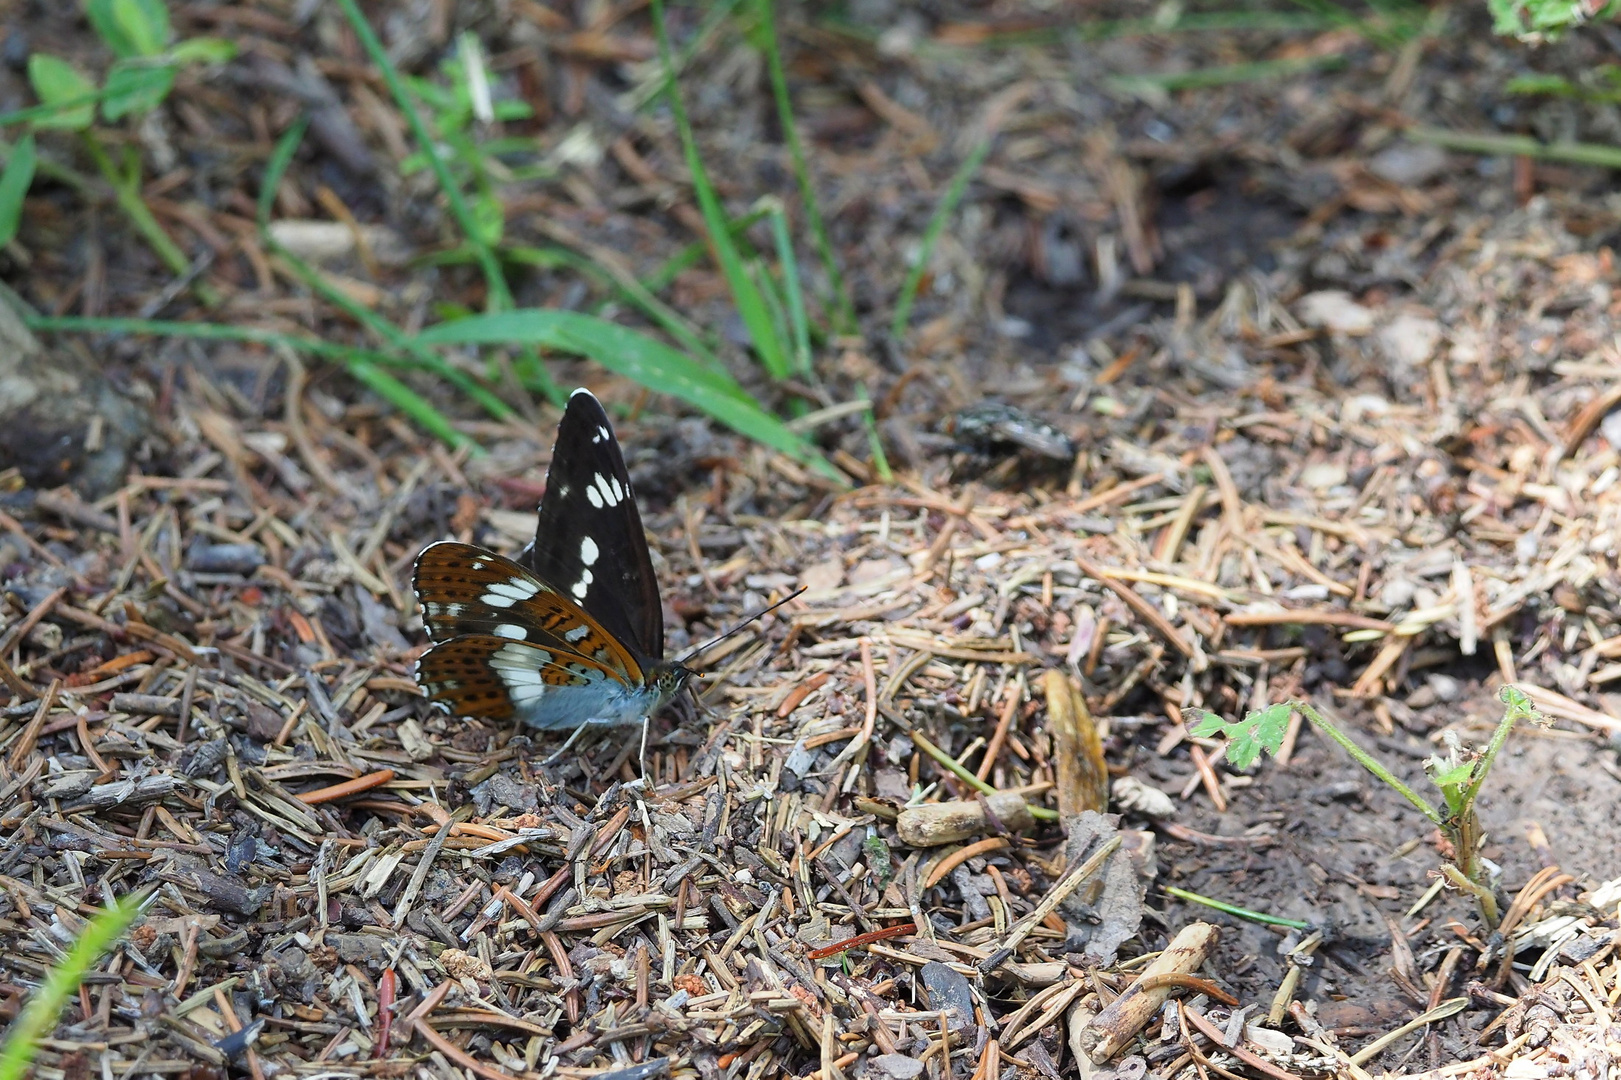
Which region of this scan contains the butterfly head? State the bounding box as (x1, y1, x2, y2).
(648, 659, 697, 704)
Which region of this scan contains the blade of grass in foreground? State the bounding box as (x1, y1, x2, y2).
(413, 311, 843, 481)
(890, 136, 993, 342)
(0, 891, 147, 1080)
(650, 0, 792, 382)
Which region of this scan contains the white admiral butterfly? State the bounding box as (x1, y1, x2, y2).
(411, 389, 694, 749)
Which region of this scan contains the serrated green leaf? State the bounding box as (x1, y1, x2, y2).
(1427, 758, 1474, 789)
(1196, 702, 1293, 770)
(1187, 709, 1226, 738)
(102, 61, 174, 119)
(27, 55, 96, 130)
(0, 136, 37, 248)
(169, 37, 237, 64)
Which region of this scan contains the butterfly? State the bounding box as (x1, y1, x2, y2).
(410, 388, 694, 747)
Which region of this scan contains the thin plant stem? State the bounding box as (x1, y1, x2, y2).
(1163, 887, 1312, 929)
(755, 0, 856, 335)
(906, 727, 1058, 822)
(856, 385, 892, 483)
(890, 136, 992, 342)
(1295, 702, 1443, 826)
(0, 891, 148, 1080)
(79, 133, 220, 306)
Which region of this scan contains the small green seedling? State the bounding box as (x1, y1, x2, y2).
(1188, 685, 1545, 928)
(2, 0, 233, 276)
(401, 32, 549, 247)
(0, 890, 149, 1080)
(1487, 0, 1621, 39)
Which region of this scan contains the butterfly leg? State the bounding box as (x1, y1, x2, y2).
(637, 714, 650, 780)
(540, 722, 594, 767)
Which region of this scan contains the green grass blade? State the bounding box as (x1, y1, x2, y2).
(642, 206, 772, 293)
(1405, 126, 1621, 168)
(751, 257, 795, 379)
(413, 310, 841, 479)
(0, 892, 147, 1080)
(856, 386, 892, 483)
(345, 358, 476, 452)
(627, 0, 744, 112)
(0, 134, 36, 247)
(765, 201, 813, 378)
(416, 310, 752, 401)
(754, 0, 856, 335)
(650, 0, 792, 381)
(891, 136, 992, 341)
(492, 244, 726, 374)
(256, 114, 307, 226)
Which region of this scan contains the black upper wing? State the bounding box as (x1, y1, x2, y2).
(522, 388, 664, 661)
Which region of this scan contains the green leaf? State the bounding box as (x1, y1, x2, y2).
(27, 55, 96, 130)
(169, 37, 237, 64)
(117, 0, 171, 53)
(87, 0, 171, 57)
(1186, 702, 1293, 771)
(0, 135, 37, 248)
(102, 60, 175, 119)
(413, 310, 835, 472)
(1427, 758, 1474, 790)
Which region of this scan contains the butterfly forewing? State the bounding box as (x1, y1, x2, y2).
(524, 388, 664, 663)
(412, 541, 642, 682)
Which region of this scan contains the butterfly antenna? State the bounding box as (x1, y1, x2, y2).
(677, 588, 806, 667)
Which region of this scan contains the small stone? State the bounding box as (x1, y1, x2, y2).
(871, 1054, 925, 1079)
(1379, 313, 1442, 367)
(1299, 463, 1348, 491)
(1368, 142, 1449, 186)
(1297, 290, 1375, 335)
(800, 557, 844, 593)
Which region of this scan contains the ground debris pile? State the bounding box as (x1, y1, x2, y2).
(6, 0, 1621, 1076)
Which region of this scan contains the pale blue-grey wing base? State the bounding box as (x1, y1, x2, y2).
(414, 635, 671, 731)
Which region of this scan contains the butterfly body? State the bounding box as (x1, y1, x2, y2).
(411, 389, 692, 735)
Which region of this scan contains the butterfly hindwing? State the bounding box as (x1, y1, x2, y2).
(524, 388, 664, 663)
(412, 541, 642, 682)
(413, 635, 645, 729)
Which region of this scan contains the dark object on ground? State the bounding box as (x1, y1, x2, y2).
(943, 401, 1077, 461)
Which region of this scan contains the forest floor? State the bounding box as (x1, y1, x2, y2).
(2, 1, 1621, 1078)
